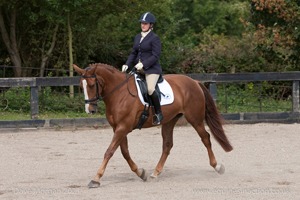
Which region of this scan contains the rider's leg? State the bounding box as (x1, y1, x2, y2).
(146, 74, 163, 125)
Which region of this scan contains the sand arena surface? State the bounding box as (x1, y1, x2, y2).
(0, 123, 299, 200)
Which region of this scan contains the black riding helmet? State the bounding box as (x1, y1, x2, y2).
(139, 12, 156, 24)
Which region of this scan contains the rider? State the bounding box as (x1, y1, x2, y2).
(122, 12, 163, 125)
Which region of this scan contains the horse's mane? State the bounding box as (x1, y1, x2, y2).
(88, 63, 119, 74)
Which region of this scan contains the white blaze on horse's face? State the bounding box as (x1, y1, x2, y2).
(82, 79, 90, 114)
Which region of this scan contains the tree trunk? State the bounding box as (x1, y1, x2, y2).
(230, 65, 236, 74)
(39, 24, 59, 77)
(68, 13, 74, 98)
(0, 7, 22, 77)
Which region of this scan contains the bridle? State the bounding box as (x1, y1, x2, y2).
(81, 74, 100, 104)
(81, 71, 136, 104)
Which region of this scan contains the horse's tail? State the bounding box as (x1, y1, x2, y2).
(198, 82, 233, 152)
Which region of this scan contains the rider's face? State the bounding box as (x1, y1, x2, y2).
(141, 22, 151, 32)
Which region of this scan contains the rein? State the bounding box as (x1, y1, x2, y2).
(82, 71, 135, 103)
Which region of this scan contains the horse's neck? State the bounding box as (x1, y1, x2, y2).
(97, 66, 126, 97)
(99, 68, 123, 84)
(95, 66, 138, 120)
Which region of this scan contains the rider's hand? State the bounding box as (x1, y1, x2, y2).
(135, 62, 143, 71)
(122, 65, 128, 72)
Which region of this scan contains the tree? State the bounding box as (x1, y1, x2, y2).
(249, 0, 300, 71)
(0, 0, 135, 77)
(0, 0, 62, 77)
(170, 0, 249, 40)
(170, 0, 253, 73)
(0, 1, 22, 77)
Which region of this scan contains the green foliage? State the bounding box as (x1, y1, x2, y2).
(3, 87, 31, 112)
(180, 32, 268, 73)
(217, 82, 292, 113)
(0, 82, 293, 120)
(249, 0, 300, 71)
(1, 0, 299, 76)
(1, 86, 105, 117)
(171, 0, 249, 38)
(165, 0, 256, 73)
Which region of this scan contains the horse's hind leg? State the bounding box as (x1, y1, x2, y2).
(151, 115, 181, 178)
(120, 136, 147, 181)
(193, 122, 225, 174)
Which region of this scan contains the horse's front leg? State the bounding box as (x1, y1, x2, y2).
(88, 130, 125, 188)
(120, 136, 147, 181)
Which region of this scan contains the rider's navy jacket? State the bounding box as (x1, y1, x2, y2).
(125, 31, 162, 74)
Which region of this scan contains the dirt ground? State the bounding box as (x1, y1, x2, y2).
(0, 123, 299, 200)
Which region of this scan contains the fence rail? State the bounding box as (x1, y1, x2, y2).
(188, 72, 300, 82)
(188, 72, 300, 114)
(0, 72, 299, 121)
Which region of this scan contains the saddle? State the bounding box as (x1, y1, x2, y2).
(134, 73, 174, 129)
(135, 73, 164, 104)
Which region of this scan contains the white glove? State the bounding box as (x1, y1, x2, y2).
(122, 65, 128, 72)
(135, 62, 143, 70)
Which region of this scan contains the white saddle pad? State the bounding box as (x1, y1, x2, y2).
(134, 74, 174, 106)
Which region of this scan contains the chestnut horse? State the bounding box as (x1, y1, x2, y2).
(73, 63, 232, 188)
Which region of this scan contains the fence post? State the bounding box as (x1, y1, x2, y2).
(209, 82, 217, 104)
(30, 86, 39, 119)
(292, 81, 299, 113)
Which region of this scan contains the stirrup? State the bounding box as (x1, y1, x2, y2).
(152, 113, 163, 125)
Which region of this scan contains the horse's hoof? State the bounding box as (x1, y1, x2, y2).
(88, 180, 100, 188)
(150, 174, 157, 178)
(148, 173, 158, 182)
(214, 164, 225, 174)
(138, 168, 147, 181)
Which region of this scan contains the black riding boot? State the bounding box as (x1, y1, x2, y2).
(150, 91, 163, 125)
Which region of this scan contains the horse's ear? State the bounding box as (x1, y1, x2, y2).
(73, 64, 85, 75)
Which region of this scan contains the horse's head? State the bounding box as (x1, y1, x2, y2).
(73, 64, 101, 114)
